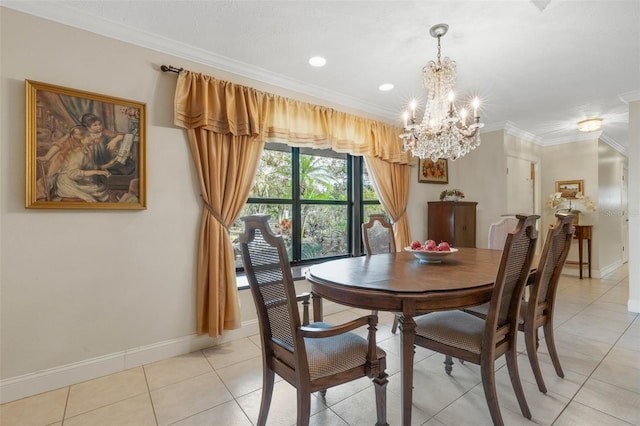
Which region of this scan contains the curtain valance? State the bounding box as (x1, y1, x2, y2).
(174, 70, 411, 164)
(174, 71, 263, 136)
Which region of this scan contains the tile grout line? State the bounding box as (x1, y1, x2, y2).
(140, 364, 159, 426)
(551, 274, 637, 425)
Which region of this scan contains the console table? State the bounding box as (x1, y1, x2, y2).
(567, 225, 592, 279)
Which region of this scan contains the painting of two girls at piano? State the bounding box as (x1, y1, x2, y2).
(29, 82, 145, 208)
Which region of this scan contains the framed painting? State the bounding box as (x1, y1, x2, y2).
(418, 158, 448, 184)
(555, 180, 583, 199)
(25, 80, 146, 209)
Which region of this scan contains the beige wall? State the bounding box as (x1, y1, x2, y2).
(0, 8, 420, 400)
(455, 130, 507, 248)
(541, 139, 600, 271)
(1, 8, 201, 380)
(597, 141, 627, 271)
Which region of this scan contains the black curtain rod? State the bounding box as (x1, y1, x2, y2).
(161, 65, 183, 74)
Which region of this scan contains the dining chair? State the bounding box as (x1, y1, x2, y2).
(413, 214, 539, 426)
(488, 215, 519, 249)
(240, 214, 389, 426)
(362, 213, 396, 255)
(465, 213, 575, 393)
(362, 214, 401, 334)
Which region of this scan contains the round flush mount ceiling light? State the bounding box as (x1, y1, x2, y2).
(308, 56, 327, 67)
(577, 118, 603, 132)
(378, 83, 394, 91)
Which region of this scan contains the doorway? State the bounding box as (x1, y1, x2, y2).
(506, 156, 535, 215)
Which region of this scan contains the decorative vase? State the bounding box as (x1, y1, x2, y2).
(444, 195, 459, 201)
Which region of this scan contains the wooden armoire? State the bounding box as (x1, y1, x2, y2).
(427, 201, 477, 248)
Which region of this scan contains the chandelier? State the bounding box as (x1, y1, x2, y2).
(400, 24, 483, 161)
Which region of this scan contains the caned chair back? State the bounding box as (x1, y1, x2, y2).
(487, 214, 539, 332)
(362, 214, 396, 255)
(239, 215, 303, 366)
(531, 214, 575, 308)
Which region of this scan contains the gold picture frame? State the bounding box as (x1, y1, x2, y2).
(26, 80, 146, 209)
(418, 158, 448, 184)
(555, 180, 583, 199)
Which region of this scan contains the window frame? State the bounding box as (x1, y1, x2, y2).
(238, 143, 382, 271)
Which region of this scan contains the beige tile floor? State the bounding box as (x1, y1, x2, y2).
(2, 265, 638, 425)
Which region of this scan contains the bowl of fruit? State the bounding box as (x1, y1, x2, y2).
(404, 240, 459, 263)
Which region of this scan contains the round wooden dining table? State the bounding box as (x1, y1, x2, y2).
(306, 248, 505, 426)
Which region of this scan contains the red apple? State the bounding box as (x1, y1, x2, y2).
(425, 241, 438, 251)
(437, 241, 451, 252)
(410, 240, 422, 250)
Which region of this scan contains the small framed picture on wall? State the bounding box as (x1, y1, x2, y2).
(25, 80, 146, 209)
(418, 158, 448, 184)
(555, 180, 583, 199)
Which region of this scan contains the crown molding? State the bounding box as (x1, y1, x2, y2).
(1, 2, 397, 122)
(619, 90, 640, 104)
(600, 133, 628, 156)
(503, 122, 543, 144)
(541, 131, 602, 146)
(481, 121, 543, 144)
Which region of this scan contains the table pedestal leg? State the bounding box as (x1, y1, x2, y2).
(399, 314, 416, 426)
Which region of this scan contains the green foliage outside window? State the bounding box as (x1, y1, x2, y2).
(232, 144, 382, 270)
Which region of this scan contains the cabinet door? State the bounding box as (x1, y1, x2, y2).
(453, 205, 476, 248)
(427, 204, 454, 243)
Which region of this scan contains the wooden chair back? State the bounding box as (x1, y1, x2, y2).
(486, 214, 540, 334)
(529, 213, 575, 313)
(521, 213, 575, 392)
(239, 214, 305, 372)
(362, 214, 395, 255)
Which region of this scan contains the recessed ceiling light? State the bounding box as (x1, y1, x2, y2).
(308, 56, 327, 67)
(378, 83, 394, 92)
(577, 118, 603, 132)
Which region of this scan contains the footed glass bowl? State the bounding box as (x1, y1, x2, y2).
(404, 247, 459, 263)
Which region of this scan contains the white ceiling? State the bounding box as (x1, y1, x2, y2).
(5, 1, 640, 152)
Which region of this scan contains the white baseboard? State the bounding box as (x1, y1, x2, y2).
(0, 320, 257, 404)
(0, 299, 350, 404)
(561, 265, 601, 279)
(628, 299, 640, 313)
(598, 260, 624, 278)
(561, 259, 624, 280)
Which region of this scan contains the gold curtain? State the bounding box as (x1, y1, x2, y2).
(176, 71, 265, 336)
(364, 154, 412, 250)
(174, 69, 412, 337)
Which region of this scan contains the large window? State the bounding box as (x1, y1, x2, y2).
(230, 143, 385, 268)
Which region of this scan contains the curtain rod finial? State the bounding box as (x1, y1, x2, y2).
(161, 65, 183, 73)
